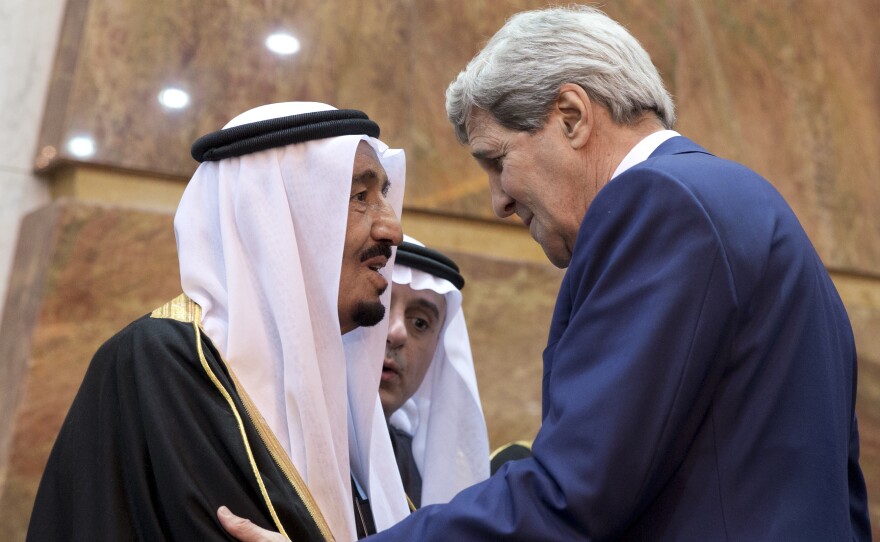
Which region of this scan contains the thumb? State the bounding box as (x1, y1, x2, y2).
(217, 506, 289, 542)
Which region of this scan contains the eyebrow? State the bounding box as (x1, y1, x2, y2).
(412, 298, 441, 320)
(352, 168, 379, 184)
(352, 168, 391, 194)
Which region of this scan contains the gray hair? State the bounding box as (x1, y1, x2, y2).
(445, 5, 675, 143)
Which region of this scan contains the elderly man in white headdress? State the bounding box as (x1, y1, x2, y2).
(27, 102, 411, 542)
(379, 236, 489, 509)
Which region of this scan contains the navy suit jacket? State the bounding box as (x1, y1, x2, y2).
(368, 137, 871, 541)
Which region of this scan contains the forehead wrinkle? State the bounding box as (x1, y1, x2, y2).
(352, 167, 390, 187)
(470, 126, 509, 159)
(352, 168, 377, 184)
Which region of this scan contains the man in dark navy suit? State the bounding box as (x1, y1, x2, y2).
(224, 5, 871, 541)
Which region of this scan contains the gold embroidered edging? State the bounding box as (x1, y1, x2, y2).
(150, 293, 197, 323)
(228, 368, 335, 541)
(152, 294, 334, 539)
(489, 440, 534, 462)
(189, 305, 290, 540)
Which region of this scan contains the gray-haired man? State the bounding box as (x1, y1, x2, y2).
(224, 6, 871, 541)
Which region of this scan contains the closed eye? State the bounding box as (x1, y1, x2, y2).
(477, 156, 503, 173)
(472, 150, 504, 173)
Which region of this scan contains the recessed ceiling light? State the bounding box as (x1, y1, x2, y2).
(158, 88, 190, 109)
(266, 32, 301, 55)
(67, 136, 95, 158)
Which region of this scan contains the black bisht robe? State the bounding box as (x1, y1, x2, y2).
(27, 294, 333, 541)
(387, 424, 422, 509)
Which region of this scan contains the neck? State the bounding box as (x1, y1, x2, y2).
(582, 110, 664, 193)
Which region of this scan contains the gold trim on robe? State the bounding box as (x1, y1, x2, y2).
(151, 294, 334, 541)
(489, 440, 534, 462)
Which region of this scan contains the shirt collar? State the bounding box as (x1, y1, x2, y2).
(610, 129, 680, 180)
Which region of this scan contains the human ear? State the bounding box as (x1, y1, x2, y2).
(554, 83, 592, 149)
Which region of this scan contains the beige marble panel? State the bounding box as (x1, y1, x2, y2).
(0, 173, 51, 338)
(654, 0, 880, 275)
(0, 201, 180, 539)
(50, 164, 187, 212)
(331, 0, 874, 278)
(400, 211, 547, 265)
(38, 0, 414, 177)
(0, 204, 57, 527)
(401, 0, 545, 220)
(41, 0, 880, 273)
(37, 0, 880, 275)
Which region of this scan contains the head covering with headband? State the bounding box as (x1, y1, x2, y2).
(175, 102, 409, 540)
(388, 235, 490, 505)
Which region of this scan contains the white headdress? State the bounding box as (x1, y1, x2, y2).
(389, 235, 490, 505)
(174, 102, 409, 540)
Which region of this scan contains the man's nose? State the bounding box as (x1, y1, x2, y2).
(386, 312, 406, 348)
(372, 201, 403, 246)
(488, 174, 515, 218)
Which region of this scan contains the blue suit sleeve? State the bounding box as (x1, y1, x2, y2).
(367, 170, 739, 540)
(848, 413, 872, 540)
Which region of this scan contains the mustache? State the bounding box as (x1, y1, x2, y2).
(359, 243, 392, 262)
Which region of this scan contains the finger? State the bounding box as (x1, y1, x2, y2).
(217, 506, 289, 542)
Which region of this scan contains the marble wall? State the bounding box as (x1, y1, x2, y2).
(32, 0, 880, 276)
(0, 202, 182, 539)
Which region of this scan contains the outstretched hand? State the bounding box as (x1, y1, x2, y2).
(218, 506, 290, 542)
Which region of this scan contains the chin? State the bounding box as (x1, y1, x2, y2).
(352, 300, 386, 328)
(548, 254, 571, 269)
(541, 244, 572, 269)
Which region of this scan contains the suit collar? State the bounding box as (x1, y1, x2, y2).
(649, 135, 713, 158)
